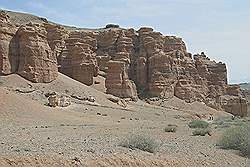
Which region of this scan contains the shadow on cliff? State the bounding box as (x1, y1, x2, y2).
(8, 34, 19, 73)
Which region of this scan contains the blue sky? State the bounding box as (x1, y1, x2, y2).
(1, 0, 250, 83)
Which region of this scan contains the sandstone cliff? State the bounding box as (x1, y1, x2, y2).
(0, 11, 58, 82)
(0, 11, 18, 75)
(16, 22, 58, 82)
(0, 10, 248, 116)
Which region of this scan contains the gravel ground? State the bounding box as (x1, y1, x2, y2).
(0, 74, 249, 167)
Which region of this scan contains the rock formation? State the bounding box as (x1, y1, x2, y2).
(48, 92, 71, 107)
(105, 60, 137, 99)
(0, 11, 18, 75)
(0, 11, 248, 116)
(219, 85, 248, 117)
(16, 22, 58, 82)
(243, 90, 250, 116)
(45, 23, 68, 59)
(59, 31, 99, 85)
(0, 11, 58, 82)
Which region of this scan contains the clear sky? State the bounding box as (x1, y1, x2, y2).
(1, 0, 249, 83)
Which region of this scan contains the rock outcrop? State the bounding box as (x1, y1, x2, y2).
(243, 90, 250, 116)
(45, 23, 68, 59)
(105, 61, 137, 99)
(59, 31, 98, 85)
(0, 11, 248, 116)
(219, 85, 248, 117)
(0, 11, 58, 83)
(16, 22, 58, 82)
(93, 27, 247, 115)
(0, 11, 18, 75)
(48, 92, 71, 107)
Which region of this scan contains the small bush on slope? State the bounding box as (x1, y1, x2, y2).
(188, 120, 209, 129)
(192, 128, 211, 136)
(213, 117, 247, 129)
(217, 124, 250, 157)
(120, 134, 158, 153)
(164, 124, 177, 133)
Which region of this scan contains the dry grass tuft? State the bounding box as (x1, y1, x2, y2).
(120, 134, 158, 153)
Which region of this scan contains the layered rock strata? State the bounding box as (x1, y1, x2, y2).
(105, 60, 137, 99)
(59, 31, 98, 85)
(0, 11, 18, 74)
(0, 11, 248, 116)
(16, 22, 58, 82)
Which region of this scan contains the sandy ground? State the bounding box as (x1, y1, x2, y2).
(0, 74, 249, 167)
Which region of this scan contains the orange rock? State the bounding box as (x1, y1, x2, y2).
(16, 22, 58, 82)
(105, 60, 137, 99)
(0, 11, 18, 75)
(0, 11, 247, 115)
(59, 31, 99, 86)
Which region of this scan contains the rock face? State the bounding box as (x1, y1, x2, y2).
(105, 61, 137, 99)
(59, 31, 99, 86)
(45, 23, 68, 59)
(16, 22, 58, 82)
(0, 11, 58, 83)
(0, 11, 248, 116)
(95, 28, 138, 99)
(0, 11, 18, 75)
(92, 27, 247, 115)
(243, 90, 250, 116)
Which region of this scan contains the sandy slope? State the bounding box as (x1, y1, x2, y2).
(0, 73, 123, 108)
(0, 74, 249, 167)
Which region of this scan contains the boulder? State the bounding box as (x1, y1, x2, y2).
(107, 95, 128, 108)
(48, 92, 71, 107)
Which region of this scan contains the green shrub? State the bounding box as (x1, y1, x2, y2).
(192, 128, 211, 136)
(217, 125, 250, 157)
(188, 120, 209, 129)
(213, 117, 248, 129)
(105, 24, 119, 28)
(120, 134, 158, 153)
(164, 124, 177, 133)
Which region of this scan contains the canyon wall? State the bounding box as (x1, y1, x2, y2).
(0, 11, 248, 116)
(16, 22, 58, 82)
(0, 11, 18, 75)
(0, 11, 58, 82)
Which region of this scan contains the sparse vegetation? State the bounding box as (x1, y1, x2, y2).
(120, 134, 158, 153)
(239, 83, 250, 90)
(213, 117, 248, 129)
(217, 124, 250, 157)
(188, 120, 209, 129)
(164, 124, 177, 133)
(192, 128, 211, 136)
(105, 24, 119, 28)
